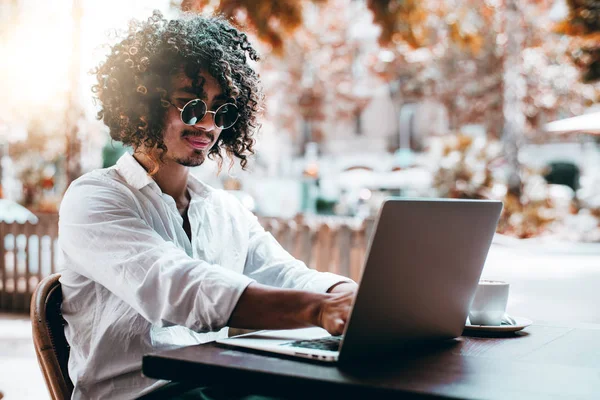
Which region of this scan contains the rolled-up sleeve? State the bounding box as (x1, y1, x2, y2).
(59, 177, 254, 332)
(242, 208, 354, 293)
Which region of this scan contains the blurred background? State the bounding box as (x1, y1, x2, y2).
(2, 0, 600, 238)
(1, 0, 600, 397)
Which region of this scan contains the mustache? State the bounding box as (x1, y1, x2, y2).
(182, 130, 214, 141)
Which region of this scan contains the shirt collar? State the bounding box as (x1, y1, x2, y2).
(115, 152, 155, 190)
(187, 172, 211, 199)
(114, 152, 211, 198)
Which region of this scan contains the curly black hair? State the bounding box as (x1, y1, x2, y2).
(93, 10, 263, 173)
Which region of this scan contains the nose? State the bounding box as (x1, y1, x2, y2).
(193, 111, 216, 131)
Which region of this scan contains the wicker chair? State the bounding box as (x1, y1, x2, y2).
(30, 273, 74, 399)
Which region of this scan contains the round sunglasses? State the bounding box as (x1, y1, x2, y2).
(170, 99, 239, 129)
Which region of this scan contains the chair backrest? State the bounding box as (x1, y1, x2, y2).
(30, 273, 74, 400)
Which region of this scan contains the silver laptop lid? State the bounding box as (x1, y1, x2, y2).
(339, 198, 502, 362)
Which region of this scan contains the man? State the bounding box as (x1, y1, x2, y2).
(58, 10, 356, 400)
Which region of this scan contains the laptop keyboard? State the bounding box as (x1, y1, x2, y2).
(281, 335, 343, 352)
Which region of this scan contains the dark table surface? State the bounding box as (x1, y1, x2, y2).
(143, 322, 600, 400)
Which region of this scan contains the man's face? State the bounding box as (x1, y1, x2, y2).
(161, 71, 226, 167)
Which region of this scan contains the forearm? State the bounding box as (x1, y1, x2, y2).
(227, 282, 328, 330)
(244, 219, 354, 293)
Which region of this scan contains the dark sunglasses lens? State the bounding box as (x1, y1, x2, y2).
(215, 104, 239, 129)
(181, 100, 207, 125)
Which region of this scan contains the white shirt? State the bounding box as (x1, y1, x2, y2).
(58, 153, 349, 400)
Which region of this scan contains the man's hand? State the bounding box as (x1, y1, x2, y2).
(318, 291, 354, 336)
(228, 281, 357, 336)
(318, 289, 356, 336)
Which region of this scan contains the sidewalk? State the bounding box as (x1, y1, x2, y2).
(482, 242, 600, 324)
(0, 313, 48, 399)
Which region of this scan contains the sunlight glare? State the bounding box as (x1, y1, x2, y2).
(0, 2, 73, 124)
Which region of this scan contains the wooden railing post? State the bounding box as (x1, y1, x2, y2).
(336, 225, 352, 278)
(23, 222, 32, 311)
(0, 221, 6, 309)
(8, 222, 18, 310)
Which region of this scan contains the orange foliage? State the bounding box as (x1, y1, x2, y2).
(553, 0, 600, 82)
(180, 0, 327, 55)
(180, 0, 494, 56)
(366, 0, 429, 48)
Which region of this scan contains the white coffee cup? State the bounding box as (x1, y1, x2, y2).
(468, 280, 509, 326)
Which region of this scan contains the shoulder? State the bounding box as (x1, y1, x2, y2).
(60, 168, 140, 220)
(213, 187, 248, 208)
(201, 186, 255, 222)
(64, 167, 138, 200)
(189, 176, 244, 209)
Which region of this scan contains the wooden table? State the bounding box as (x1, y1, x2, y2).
(142, 322, 600, 400)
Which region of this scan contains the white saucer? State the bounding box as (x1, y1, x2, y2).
(464, 316, 533, 333)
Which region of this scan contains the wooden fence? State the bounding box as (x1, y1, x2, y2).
(0, 213, 374, 313)
(258, 215, 375, 281)
(0, 214, 59, 312)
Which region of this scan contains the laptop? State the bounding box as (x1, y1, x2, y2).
(217, 198, 503, 363)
